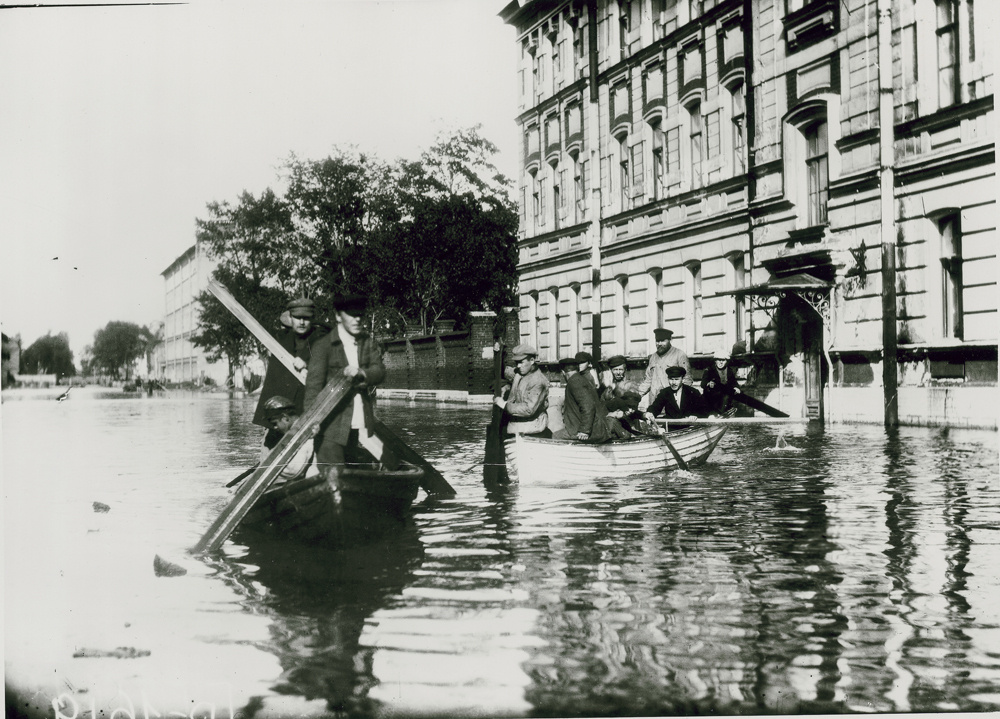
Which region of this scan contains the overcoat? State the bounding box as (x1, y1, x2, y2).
(252, 324, 329, 431)
(562, 372, 610, 442)
(303, 325, 385, 447)
(648, 384, 706, 420)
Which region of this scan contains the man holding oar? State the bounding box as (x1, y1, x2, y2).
(304, 294, 387, 487)
(253, 297, 328, 449)
(493, 344, 550, 438)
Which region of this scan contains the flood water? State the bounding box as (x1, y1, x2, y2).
(3, 387, 999, 718)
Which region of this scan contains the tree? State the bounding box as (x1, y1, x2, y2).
(90, 322, 149, 379)
(20, 332, 75, 378)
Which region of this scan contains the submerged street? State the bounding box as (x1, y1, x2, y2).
(4, 389, 999, 718)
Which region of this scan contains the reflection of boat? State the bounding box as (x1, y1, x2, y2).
(237, 461, 424, 549)
(504, 410, 734, 483)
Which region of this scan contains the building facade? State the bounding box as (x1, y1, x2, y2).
(500, 0, 995, 427)
(160, 243, 229, 385)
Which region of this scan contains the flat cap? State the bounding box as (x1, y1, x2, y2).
(263, 395, 295, 417)
(574, 351, 593, 364)
(665, 365, 687, 378)
(607, 354, 627, 368)
(559, 356, 579, 368)
(713, 349, 730, 360)
(333, 294, 367, 315)
(286, 297, 315, 318)
(653, 328, 674, 341)
(509, 344, 537, 361)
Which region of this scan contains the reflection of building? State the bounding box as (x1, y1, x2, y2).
(160, 243, 228, 385)
(500, 0, 995, 428)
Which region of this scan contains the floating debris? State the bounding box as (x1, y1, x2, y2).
(153, 555, 187, 577)
(72, 647, 150, 659)
(764, 430, 804, 453)
(92, 502, 110, 513)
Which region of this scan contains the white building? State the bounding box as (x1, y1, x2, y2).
(160, 243, 229, 385)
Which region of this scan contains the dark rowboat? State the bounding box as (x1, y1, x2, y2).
(237, 461, 424, 548)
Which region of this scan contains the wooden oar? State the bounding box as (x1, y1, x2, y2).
(371, 419, 456, 496)
(726, 388, 789, 417)
(209, 279, 455, 497)
(191, 376, 353, 555)
(483, 340, 508, 485)
(225, 463, 260, 488)
(657, 429, 689, 471)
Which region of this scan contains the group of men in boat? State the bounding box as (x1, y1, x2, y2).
(494, 327, 747, 442)
(252, 293, 751, 488)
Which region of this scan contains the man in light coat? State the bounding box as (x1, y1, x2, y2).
(637, 328, 692, 404)
(494, 344, 550, 437)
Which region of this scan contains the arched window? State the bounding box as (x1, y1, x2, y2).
(940, 214, 964, 340)
(550, 160, 562, 230)
(684, 261, 703, 354)
(614, 275, 630, 355)
(688, 101, 703, 188)
(548, 287, 562, 358)
(616, 133, 631, 210)
(725, 252, 747, 343)
(650, 117, 666, 200)
(729, 82, 746, 174)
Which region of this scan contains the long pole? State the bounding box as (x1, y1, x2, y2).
(878, 0, 898, 427)
(587, 0, 603, 362)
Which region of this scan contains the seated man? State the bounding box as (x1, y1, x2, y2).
(701, 349, 742, 415)
(494, 344, 550, 437)
(259, 395, 320, 486)
(600, 355, 642, 410)
(552, 353, 610, 443)
(645, 366, 705, 422)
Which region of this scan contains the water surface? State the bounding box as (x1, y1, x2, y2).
(4, 388, 998, 717)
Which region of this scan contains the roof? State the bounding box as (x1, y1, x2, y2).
(720, 272, 833, 297)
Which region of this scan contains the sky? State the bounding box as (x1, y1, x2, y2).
(0, 0, 520, 361)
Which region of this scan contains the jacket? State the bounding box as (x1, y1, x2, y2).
(648, 384, 705, 420)
(562, 372, 610, 442)
(700, 363, 740, 414)
(252, 324, 329, 429)
(303, 325, 385, 447)
(504, 367, 549, 434)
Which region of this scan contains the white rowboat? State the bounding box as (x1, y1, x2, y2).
(504, 409, 734, 484)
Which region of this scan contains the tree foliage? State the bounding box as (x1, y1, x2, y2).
(192, 125, 518, 359)
(21, 332, 75, 377)
(90, 322, 153, 379)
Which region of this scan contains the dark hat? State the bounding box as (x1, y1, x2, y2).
(559, 356, 579, 368)
(574, 351, 593, 365)
(333, 294, 367, 315)
(263, 395, 295, 417)
(286, 297, 315, 318)
(731, 341, 747, 356)
(509, 344, 537, 361)
(653, 328, 674, 341)
(665, 365, 686, 378)
(607, 355, 627, 368)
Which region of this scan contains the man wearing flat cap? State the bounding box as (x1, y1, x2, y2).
(600, 354, 642, 410)
(253, 296, 329, 448)
(552, 354, 610, 442)
(257, 395, 320, 486)
(645, 365, 705, 421)
(701, 348, 742, 415)
(494, 344, 550, 437)
(304, 293, 387, 485)
(637, 327, 692, 404)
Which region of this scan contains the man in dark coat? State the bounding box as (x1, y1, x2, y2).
(304, 294, 386, 484)
(553, 353, 610, 442)
(253, 297, 329, 448)
(646, 366, 705, 420)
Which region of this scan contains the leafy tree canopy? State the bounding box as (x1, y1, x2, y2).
(21, 332, 75, 377)
(90, 322, 153, 379)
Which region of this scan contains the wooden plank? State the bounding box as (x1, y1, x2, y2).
(191, 376, 353, 555)
(483, 340, 508, 486)
(208, 279, 455, 496)
(206, 279, 304, 381)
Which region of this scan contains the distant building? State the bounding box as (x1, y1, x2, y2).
(160, 243, 229, 385)
(500, 0, 995, 428)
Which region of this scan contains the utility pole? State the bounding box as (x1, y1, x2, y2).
(878, 0, 899, 427)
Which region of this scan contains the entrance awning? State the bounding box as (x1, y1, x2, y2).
(719, 272, 834, 326)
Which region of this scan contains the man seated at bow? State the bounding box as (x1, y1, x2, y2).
(645, 366, 706, 424)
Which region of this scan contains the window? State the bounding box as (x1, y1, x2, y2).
(548, 288, 562, 358)
(619, 1, 631, 60)
(940, 214, 963, 340)
(539, 168, 547, 225)
(530, 171, 541, 227)
(899, 22, 918, 121)
(726, 253, 746, 341)
(552, 162, 562, 230)
(526, 126, 540, 157)
(573, 24, 585, 78)
(552, 37, 562, 87)
(706, 110, 721, 160)
(686, 262, 703, 353)
(566, 103, 582, 139)
(615, 276, 630, 354)
(651, 118, 665, 200)
(723, 24, 744, 63)
(617, 134, 631, 209)
(936, 0, 959, 109)
(689, 102, 702, 187)
(730, 83, 746, 173)
(804, 121, 828, 225)
(666, 126, 680, 178)
(681, 43, 703, 87)
(572, 152, 587, 221)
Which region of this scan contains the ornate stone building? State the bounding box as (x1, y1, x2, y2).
(500, 0, 995, 427)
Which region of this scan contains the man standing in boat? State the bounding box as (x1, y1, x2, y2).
(552, 352, 610, 442)
(304, 294, 386, 486)
(494, 344, 550, 438)
(637, 328, 692, 405)
(252, 297, 329, 449)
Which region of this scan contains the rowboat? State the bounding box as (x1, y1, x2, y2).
(504, 410, 734, 484)
(236, 461, 424, 549)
